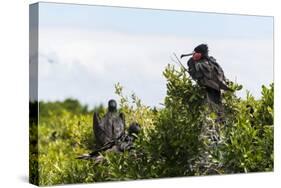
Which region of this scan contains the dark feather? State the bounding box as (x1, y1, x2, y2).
(206, 87, 221, 104)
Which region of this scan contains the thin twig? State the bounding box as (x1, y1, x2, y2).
(172, 52, 188, 72)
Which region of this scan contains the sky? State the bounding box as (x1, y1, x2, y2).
(34, 2, 274, 108)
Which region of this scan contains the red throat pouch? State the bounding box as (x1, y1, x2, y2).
(192, 52, 202, 61)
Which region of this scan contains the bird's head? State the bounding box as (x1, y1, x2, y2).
(108, 99, 117, 112)
(128, 122, 141, 137)
(193, 44, 209, 61)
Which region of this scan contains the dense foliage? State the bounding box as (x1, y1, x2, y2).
(29, 65, 273, 186)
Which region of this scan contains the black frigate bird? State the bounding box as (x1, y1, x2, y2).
(181, 44, 232, 104)
(76, 99, 125, 160)
(93, 99, 125, 149)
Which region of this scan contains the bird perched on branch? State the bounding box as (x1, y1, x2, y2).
(76, 100, 141, 160)
(93, 99, 125, 149)
(181, 44, 232, 104)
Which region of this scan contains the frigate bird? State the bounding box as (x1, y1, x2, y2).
(181, 44, 232, 104)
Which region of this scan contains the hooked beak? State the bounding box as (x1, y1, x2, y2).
(180, 52, 194, 58)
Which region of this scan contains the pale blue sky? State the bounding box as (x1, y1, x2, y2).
(39, 2, 273, 39)
(36, 2, 274, 108)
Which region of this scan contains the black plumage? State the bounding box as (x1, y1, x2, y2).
(93, 99, 125, 149)
(77, 100, 142, 160)
(183, 44, 232, 104)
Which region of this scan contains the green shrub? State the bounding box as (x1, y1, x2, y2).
(32, 65, 274, 186)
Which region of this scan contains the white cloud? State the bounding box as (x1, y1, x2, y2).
(38, 27, 273, 107)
